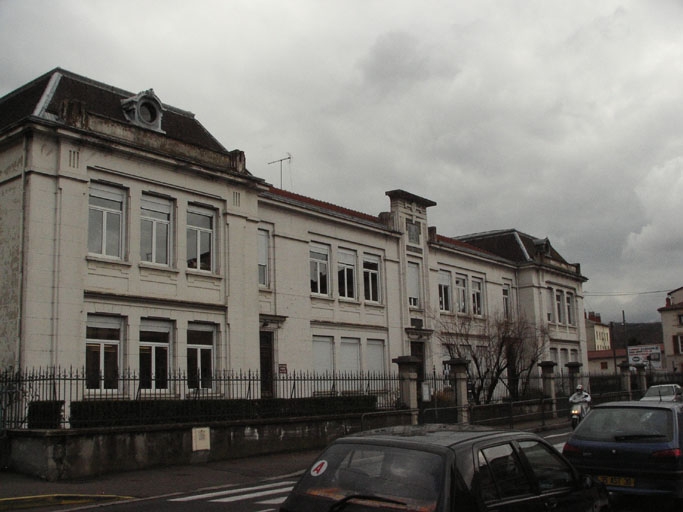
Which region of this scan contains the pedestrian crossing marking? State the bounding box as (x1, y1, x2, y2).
(169, 480, 295, 502)
(211, 485, 293, 503)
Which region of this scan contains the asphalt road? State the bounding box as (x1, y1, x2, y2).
(11, 426, 679, 512)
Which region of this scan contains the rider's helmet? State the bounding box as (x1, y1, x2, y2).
(576, 384, 583, 392)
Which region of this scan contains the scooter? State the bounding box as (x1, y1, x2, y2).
(570, 401, 589, 429)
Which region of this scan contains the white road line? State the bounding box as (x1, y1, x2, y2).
(169, 480, 295, 502)
(211, 486, 294, 503)
(257, 496, 289, 505)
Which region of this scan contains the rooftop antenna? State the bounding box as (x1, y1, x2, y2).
(268, 153, 292, 189)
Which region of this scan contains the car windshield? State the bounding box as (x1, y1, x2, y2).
(573, 407, 673, 442)
(643, 386, 674, 398)
(294, 442, 445, 511)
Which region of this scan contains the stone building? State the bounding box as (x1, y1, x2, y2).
(0, 69, 588, 395)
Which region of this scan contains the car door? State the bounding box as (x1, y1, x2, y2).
(515, 439, 600, 512)
(474, 441, 545, 512)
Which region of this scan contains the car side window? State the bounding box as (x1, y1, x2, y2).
(517, 440, 574, 492)
(477, 443, 533, 502)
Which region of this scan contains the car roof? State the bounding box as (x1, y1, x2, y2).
(595, 400, 683, 411)
(337, 424, 541, 450)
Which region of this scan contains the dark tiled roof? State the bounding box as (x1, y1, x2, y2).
(433, 233, 498, 259)
(456, 229, 568, 264)
(0, 68, 230, 155)
(0, 72, 53, 130)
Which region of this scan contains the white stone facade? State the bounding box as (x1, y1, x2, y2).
(0, 70, 589, 389)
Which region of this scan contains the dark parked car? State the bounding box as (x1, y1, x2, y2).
(280, 424, 609, 511)
(563, 401, 683, 500)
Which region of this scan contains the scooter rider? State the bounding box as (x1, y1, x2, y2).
(569, 384, 591, 418)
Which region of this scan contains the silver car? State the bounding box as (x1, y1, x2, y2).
(640, 384, 683, 402)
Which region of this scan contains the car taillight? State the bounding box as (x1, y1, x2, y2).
(651, 448, 681, 461)
(562, 443, 581, 456)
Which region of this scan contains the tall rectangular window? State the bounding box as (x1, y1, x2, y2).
(407, 262, 421, 308)
(456, 274, 467, 314)
(363, 254, 381, 303)
(566, 292, 575, 325)
(339, 337, 360, 373)
(258, 229, 269, 287)
(312, 336, 334, 373)
(140, 195, 171, 265)
(139, 320, 171, 390)
(555, 290, 564, 324)
(674, 336, 683, 355)
(338, 249, 356, 299)
(187, 323, 214, 390)
(471, 278, 483, 316)
(366, 339, 385, 373)
(86, 315, 122, 390)
(88, 183, 125, 259)
(187, 207, 215, 272)
(310, 244, 329, 295)
(438, 270, 452, 312)
(547, 288, 555, 322)
(503, 284, 511, 319)
(406, 219, 421, 244)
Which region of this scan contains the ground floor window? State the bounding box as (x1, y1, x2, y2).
(140, 319, 172, 390)
(187, 323, 215, 389)
(86, 315, 122, 390)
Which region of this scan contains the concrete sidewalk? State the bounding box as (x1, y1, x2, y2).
(0, 449, 321, 511)
(0, 418, 570, 511)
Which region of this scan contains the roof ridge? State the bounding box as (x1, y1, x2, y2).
(265, 186, 381, 224)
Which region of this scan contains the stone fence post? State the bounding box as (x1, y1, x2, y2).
(635, 364, 647, 397)
(445, 358, 470, 424)
(565, 361, 583, 392)
(392, 356, 420, 425)
(619, 360, 632, 400)
(539, 361, 557, 418)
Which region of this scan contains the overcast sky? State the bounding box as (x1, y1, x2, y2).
(2, 0, 681, 324)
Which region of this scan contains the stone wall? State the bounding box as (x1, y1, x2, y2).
(3, 412, 411, 481)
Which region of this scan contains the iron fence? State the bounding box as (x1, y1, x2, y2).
(0, 367, 401, 429)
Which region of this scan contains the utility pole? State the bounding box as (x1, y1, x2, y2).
(268, 154, 291, 189)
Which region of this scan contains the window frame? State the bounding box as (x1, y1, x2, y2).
(257, 229, 270, 287)
(139, 319, 172, 391)
(555, 290, 564, 324)
(187, 323, 215, 390)
(471, 277, 484, 316)
(438, 270, 452, 312)
(337, 248, 357, 300)
(455, 274, 468, 314)
(310, 244, 330, 296)
(140, 194, 173, 266)
(502, 284, 511, 319)
(88, 183, 126, 260)
(363, 254, 381, 303)
(186, 205, 216, 273)
(85, 315, 122, 391)
(406, 219, 421, 245)
(565, 292, 575, 325)
(407, 262, 421, 308)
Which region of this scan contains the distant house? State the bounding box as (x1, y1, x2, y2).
(0, 69, 589, 397)
(658, 287, 683, 372)
(585, 311, 611, 351)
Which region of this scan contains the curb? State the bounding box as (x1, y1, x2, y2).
(0, 494, 132, 511)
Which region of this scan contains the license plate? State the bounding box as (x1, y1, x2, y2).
(597, 475, 635, 487)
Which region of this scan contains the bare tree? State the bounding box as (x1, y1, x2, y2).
(434, 311, 548, 404)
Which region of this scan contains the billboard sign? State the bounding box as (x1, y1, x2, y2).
(627, 345, 662, 369)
